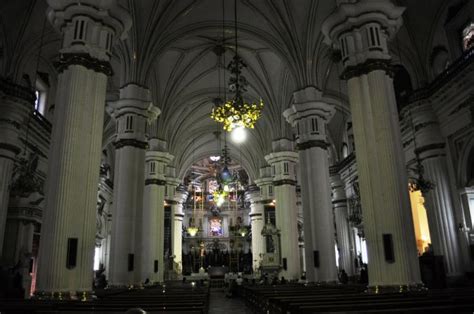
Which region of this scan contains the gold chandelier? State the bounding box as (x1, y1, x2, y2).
(211, 0, 263, 132)
(211, 98, 263, 132)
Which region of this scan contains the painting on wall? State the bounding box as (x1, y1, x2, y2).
(209, 218, 223, 236)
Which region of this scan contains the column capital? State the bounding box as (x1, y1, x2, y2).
(245, 185, 261, 203)
(173, 189, 188, 204)
(330, 173, 347, 204)
(265, 151, 299, 165)
(265, 149, 298, 185)
(145, 151, 173, 185)
(403, 101, 446, 161)
(108, 84, 160, 147)
(322, 0, 405, 76)
(47, 0, 131, 62)
(284, 87, 336, 150)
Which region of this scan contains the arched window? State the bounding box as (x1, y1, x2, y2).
(342, 143, 349, 159)
(462, 22, 474, 51)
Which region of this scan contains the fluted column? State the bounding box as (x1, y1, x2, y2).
(0, 81, 34, 256)
(265, 139, 300, 280)
(170, 187, 187, 276)
(141, 139, 173, 283)
(323, 0, 421, 289)
(245, 186, 265, 271)
(108, 84, 159, 286)
(284, 87, 338, 283)
(331, 173, 354, 276)
(37, 1, 131, 297)
(409, 102, 464, 277)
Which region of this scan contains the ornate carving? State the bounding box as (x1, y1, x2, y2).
(273, 179, 297, 186)
(55, 53, 113, 76)
(296, 140, 329, 151)
(10, 151, 43, 197)
(341, 59, 395, 80)
(145, 178, 167, 186)
(113, 139, 148, 150)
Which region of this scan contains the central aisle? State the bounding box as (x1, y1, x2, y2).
(208, 289, 250, 314)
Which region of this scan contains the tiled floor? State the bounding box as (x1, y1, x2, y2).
(208, 289, 251, 314)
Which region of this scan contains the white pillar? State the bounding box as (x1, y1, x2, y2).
(171, 188, 187, 276)
(108, 84, 159, 286)
(409, 102, 464, 278)
(284, 87, 338, 283)
(331, 173, 354, 276)
(265, 139, 301, 280)
(141, 140, 173, 283)
(323, 0, 421, 290)
(0, 81, 34, 256)
(245, 186, 265, 271)
(37, 1, 131, 298)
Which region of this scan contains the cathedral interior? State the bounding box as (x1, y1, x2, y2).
(1, 0, 474, 312)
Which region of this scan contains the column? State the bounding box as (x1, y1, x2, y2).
(409, 101, 464, 278)
(108, 84, 159, 286)
(331, 173, 354, 276)
(265, 139, 301, 280)
(3, 195, 41, 297)
(0, 80, 34, 256)
(284, 87, 338, 283)
(141, 139, 173, 283)
(323, 0, 422, 290)
(245, 185, 265, 271)
(36, 1, 131, 298)
(170, 186, 187, 276)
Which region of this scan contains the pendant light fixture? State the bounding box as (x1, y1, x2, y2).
(210, 0, 263, 132)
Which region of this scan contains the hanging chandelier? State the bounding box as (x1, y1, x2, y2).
(187, 183, 199, 237)
(210, 0, 263, 132)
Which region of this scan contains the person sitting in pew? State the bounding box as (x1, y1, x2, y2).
(339, 269, 348, 284)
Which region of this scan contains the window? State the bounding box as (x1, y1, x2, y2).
(283, 162, 289, 175)
(269, 185, 273, 197)
(342, 143, 349, 159)
(271, 165, 276, 177)
(150, 162, 156, 174)
(462, 22, 474, 51)
(34, 77, 48, 115)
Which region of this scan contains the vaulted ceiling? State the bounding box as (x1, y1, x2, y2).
(0, 0, 466, 181)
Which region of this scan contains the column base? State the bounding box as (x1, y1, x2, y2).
(366, 284, 427, 294)
(33, 290, 96, 301)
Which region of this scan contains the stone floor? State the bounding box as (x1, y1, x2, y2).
(208, 288, 251, 314)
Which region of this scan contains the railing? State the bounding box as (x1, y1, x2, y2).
(408, 47, 474, 103)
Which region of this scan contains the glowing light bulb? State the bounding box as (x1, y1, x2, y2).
(223, 184, 230, 192)
(230, 125, 247, 143)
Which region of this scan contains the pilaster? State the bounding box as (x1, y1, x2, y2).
(265, 139, 300, 280)
(284, 87, 338, 283)
(36, 0, 131, 298)
(141, 139, 173, 283)
(323, 0, 422, 290)
(330, 173, 354, 276)
(170, 185, 187, 276)
(245, 185, 265, 271)
(0, 81, 35, 256)
(408, 102, 464, 278)
(108, 84, 159, 286)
